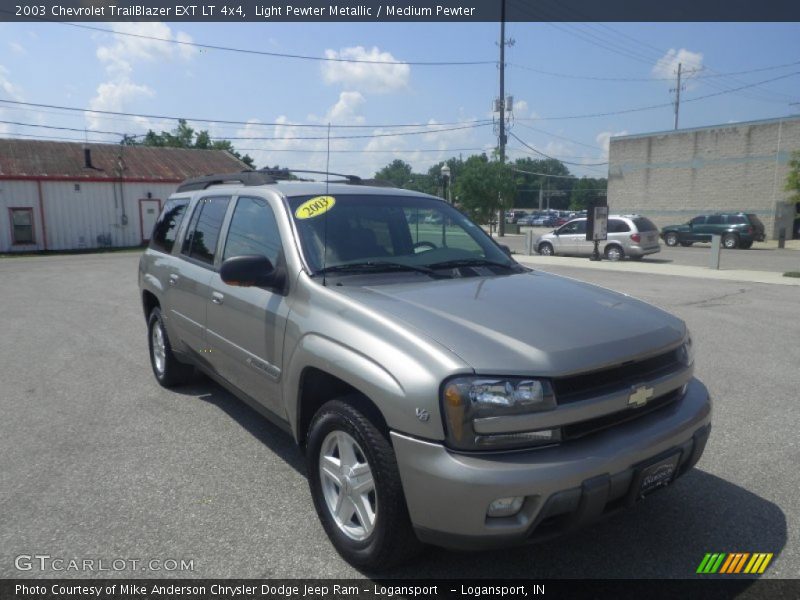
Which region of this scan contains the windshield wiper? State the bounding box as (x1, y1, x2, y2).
(314, 261, 449, 279)
(427, 258, 518, 271)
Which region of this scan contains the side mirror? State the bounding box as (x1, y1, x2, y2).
(220, 255, 283, 289)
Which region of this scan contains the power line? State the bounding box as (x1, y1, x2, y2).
(0, 99, 493, 130)
(509, 132, 609, 166)
(514, 122, 603, 151)
(0, 119, 127, 137)
(57, 21, 496, 67)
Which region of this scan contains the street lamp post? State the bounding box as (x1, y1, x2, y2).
(441, 164, 451, 204)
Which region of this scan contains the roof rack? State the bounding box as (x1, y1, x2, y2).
(176, 170, 276, 192)
(176, 168, 391, 193)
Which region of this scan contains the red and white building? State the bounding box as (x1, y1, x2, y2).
(0, 139, 248, 252)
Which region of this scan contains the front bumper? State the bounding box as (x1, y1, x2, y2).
(392, 378, 711, 550)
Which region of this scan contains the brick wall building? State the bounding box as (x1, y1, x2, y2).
(607, 116, 800, 239)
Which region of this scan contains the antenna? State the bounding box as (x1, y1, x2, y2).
(322, 122, 331, 286)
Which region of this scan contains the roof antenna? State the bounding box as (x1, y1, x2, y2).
(322, 122, 331, 287)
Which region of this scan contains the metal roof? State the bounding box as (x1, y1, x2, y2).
(0, 139, 249, 181)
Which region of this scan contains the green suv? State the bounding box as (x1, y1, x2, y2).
(661, 213, 766, 249)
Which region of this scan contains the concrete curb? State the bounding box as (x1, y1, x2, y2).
(514, 254, 800, 286)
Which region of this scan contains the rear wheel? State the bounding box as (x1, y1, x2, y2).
(604, 244, 624, 261)
(148, 307, 194, 387)
(307, 398, 423, 569)
(538, 242, 554, 256)
(722, 233, 740, 249)
(664, 232, 679, 247)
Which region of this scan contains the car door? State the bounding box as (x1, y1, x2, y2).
(562, 219, 588, 255)
(205, 195, 291, 417)
(686, 216, 707, 242)
(702, 214, 725, 241)
(168, 196, 231, 354)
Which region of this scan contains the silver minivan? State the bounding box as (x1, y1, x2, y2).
(536, 214, 661, 260)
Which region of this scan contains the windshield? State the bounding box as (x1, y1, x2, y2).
(287, 193, 513, 274)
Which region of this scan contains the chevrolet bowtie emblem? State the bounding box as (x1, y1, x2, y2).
(629, 385, 654, 408)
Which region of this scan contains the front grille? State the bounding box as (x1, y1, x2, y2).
(562, 388, 682, 441)
(552, 348, 682, 404)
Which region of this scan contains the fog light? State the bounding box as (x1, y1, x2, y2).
(487, 496, 525, 518)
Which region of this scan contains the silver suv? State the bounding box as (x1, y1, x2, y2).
(138, 170, 710, 569)
(536, 214, 661, 260)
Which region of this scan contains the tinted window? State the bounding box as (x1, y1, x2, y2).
(726, 215, 746, 225)
(181, 196, 230, 265)
(608, 219, 630, 233)
(632, 217, 658, 232)
(706, 215, 724, 224)
(150, 199, 188, 253)
(690, 216, 706, 226)
(223, 197, 282, 264)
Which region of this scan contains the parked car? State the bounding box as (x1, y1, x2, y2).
(536, 214, 661, 261)
(505, 210, 528, 224)
(516, 214, 537, 226)
(532, 215, 557, 227)
(139, 172, 709, 569)
(660, 213, 766, 249)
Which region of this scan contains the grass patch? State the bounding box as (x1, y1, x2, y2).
(0, 246, 144, 259)
(783, 271, 800, 278)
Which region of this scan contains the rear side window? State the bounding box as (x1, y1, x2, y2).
(690, 216, 706, 226)
(726, 215, 747, 225)
(608, 219, 630, 233)
(706, 215, 724, 224)
(149, 199, 188, 253)
(181, 196, 230, 265)
(632, 217, 658, 232)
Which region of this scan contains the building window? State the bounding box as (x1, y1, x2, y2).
(74, 184, 81, 192)
(10, 208, 35, 244)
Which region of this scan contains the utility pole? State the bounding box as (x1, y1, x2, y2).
(497, 0, 507, 237)
(672, 62, 682, 130)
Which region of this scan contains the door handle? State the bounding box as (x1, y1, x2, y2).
(168, 274, 179, 286)
(211, 292, 224, 305)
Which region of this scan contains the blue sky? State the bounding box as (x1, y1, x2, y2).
(0, 21, 798, 178)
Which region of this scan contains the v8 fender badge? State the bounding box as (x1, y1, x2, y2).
(295, 196, 335, 220)
(415, 408, 430, 422)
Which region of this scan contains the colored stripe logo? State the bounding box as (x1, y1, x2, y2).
(697, 553, 773, 574)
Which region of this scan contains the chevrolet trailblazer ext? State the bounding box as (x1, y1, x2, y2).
(138, 170, 711, 569)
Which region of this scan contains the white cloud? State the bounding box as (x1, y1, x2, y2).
(9, 41, 26, 56)
(596, 130, 628, 159)
(87, 81, 155, 131)
(322, 46, 410, 93)
(88, 22, 196, 135)
(0, 65, 24, 136)
(652, 48, 704, 86)
(324, 91, 366, 125)
(96, 22, 197, 77)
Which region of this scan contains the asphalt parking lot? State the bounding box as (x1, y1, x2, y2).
(1, 252, 798, 579)
(499, 227, 800, 274)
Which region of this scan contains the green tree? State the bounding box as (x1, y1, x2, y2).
(374, 159, 413, 187)
(511, 157, 573, 210)
(569, 177, 608, 210)
(453, 155, 516, 223)
(137, 119, 255, 168)
(786, 150, 800, 204)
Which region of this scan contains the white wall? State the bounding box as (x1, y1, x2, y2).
(0, 180, 178, 252)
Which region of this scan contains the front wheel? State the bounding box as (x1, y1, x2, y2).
(307, 398, 423, 569)
(664, 232, 679, 247)
(538, 242, 554, 256)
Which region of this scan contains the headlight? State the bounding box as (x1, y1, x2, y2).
(442, 377, 557, 451)
(677, 333, 694, 367)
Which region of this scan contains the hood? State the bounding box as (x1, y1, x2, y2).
(333, 271, 685, 376)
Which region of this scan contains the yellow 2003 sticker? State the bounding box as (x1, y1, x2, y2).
(295, 196, 336, 220)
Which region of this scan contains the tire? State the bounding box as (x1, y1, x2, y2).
(538, 242, 554, 256)
(604, 244, 624, 261)
(740, 241, 753, 249)
(664, 232, 679, 247)
(679, 241, 694, 247)
(307, 398, 423, 570)
(722, 233, 739, 249)
(148, 307, 194, 387)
